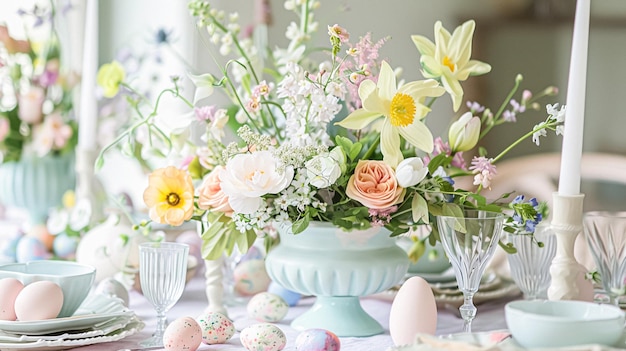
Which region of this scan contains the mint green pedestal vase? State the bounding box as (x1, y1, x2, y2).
(0, 152, 76, 224)
(265, 222, 409, 337)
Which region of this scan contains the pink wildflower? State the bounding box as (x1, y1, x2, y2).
(0, 117, 8, 142)
(246, 96, 261, 113)
(369, 206, 398, 227)
(328, 24, 350, 43)
(195, 105, 216, 122)
(253, 80, 271, 97)
(469, 156, 497, 188)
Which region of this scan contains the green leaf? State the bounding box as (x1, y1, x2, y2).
(292, 215, 310, 234)
(348, 143, 362, 160)
(427, 153, 450, 175)
(411, 192, 429, 224)
(442, 203, 466, 233)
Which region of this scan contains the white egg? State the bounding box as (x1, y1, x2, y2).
(163, 316, 203, 351)
(389, 276, 437, 345)
(14, 281, 64, 321)
(0, 278, 24, 321)
(240, 323, 286, 351)
(247, 292, 289, 323)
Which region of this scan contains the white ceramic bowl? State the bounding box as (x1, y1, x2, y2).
(0, 260, 96, 318)
(505, 300, 625, 348)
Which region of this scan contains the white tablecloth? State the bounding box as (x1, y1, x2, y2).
(75, 274, 512, 351)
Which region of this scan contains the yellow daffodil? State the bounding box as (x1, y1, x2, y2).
(335, 61, 445, 167)
(411, 20, 491, 112)
(143, 166, 195, 226)
(96, 61, 126, 98)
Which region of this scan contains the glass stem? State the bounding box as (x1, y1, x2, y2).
(459, 292, 476, 333)
(155, 311, 167, 338)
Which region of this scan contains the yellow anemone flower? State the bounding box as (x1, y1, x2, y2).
(143, 166, 195, 226)
(335, 61, 445, 167)
(411, 20, 491, 112)
(96, 61, 126, 98)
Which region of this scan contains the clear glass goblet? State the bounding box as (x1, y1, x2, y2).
(436, 209, 504, 333)
(506, 223, 557, 300)
(583, 211, 626, 305)
(139, 241, 189, 347)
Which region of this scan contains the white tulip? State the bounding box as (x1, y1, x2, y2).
(395, 157, 428, 188)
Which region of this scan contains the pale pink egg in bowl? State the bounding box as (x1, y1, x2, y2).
(0, 260, 96, 318)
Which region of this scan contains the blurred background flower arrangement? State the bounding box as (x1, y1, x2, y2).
(0, 3, 77, 163)
(95, 0, 562, 262)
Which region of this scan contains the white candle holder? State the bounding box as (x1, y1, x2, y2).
(547, 192, 586, 300)
(75, 147, 106, 223)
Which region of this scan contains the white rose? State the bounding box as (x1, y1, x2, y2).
(305, 152, 342, 188)
(395, 157, 428, 188)
(220, 151, 294, 214)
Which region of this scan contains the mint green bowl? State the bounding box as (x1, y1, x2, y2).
(0, 261, 96, 318)
(505, 300, 625, 349)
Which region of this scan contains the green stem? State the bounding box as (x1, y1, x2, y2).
(480, 76, 522, 139)
(362, 134, 381, 160)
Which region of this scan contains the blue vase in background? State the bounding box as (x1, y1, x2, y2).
(265, 221, 409, 337)
(0, 152, 76, 224)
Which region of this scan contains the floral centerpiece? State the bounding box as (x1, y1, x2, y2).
(95, 0, 561, 261)
(0, 3, 78, 227)
(0, 4, 77, 163)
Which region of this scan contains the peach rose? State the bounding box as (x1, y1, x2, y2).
(346, 160, 405, 209)
(197, 166, 234, 216)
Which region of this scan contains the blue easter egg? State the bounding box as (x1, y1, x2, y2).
(53, 233, 79, 259)
(295, 328, 341, 351)
(16, 236, 51, 262)
(0, 233, 22, 262)
(241, 245, 264, 261)
(268, 281, 302, 306)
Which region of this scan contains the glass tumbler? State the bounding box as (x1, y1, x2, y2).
(506, 223, 557, 300)
(583, 211, 626, 305)
(139, 241, 189, 347)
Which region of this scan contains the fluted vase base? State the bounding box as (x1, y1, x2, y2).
(293, 296, 382, 337)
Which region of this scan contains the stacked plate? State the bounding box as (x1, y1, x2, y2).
(373, 270, 521, 306)
(0, 292, 143, 351)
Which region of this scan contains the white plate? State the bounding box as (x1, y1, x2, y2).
(0, 313, 136, 342)
(0, 293, 132, 335)
(409, 268, 457, 283)
(0, 318, 144, 351)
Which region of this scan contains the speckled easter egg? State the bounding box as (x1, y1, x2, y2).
(163, 316, 203, 351)
(240, 323, 286, 351)
(196, 311, 235, 344)
(268, 281, 301, 307)
(233, 259, 271, 296)
(295, 328, 341, 351)
(247, 292, 289, 323)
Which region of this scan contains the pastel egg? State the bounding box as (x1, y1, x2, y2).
(15, 236, 51, 262)
(196, 311, 235, 344)
(163, 316, 203, 351)
(95, 278, 129, 306)
(295, 328, 341, 351)
(233, 259, 271, 296)
(240, 323, 286, 351)
(389, 276, 437, 345)
(14, 281, 64, 321)
(0, 278, 24, 320)
(268, 281, 301, 306)
(52, 232, 79, 259)
(247, 292, 289, 323)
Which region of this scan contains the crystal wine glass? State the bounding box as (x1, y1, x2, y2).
(506, 223, 557, 300)
(139, 241, 189, 347)
(583, 211, 626, 305)
(436, 209, 504, 333)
